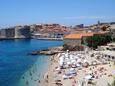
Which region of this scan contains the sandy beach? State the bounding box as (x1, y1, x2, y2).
(41, 50, 115, 86)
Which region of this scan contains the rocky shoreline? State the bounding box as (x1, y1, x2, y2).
(29, 46, 63, 55)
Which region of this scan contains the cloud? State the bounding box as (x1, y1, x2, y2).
(63, 16, 115, 20)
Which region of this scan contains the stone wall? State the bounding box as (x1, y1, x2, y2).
(64, 38, 81, 46)
(0, 28, 15, 39)
(15, 26, 31, 38)
(0, 26, 31, 39)
(6, 28, 15, 38)
(0, 29, 6, 38)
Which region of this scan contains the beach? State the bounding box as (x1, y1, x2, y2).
(42, 50, 115, 86)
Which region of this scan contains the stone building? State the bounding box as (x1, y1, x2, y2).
(64, 32, 107, 47)
(64, 33, 94, 46)
(15, 26, 31, 38)
(6, 28, 15, 38)
(0, 28, 15, 39)
(0, 29, 7, 38)
(73, 24, 84, 29)
(0, 26, 31, 39)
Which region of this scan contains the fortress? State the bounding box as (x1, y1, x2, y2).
(0, 26, 31, 39)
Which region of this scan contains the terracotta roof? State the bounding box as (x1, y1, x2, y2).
(64, 33, 94, 39)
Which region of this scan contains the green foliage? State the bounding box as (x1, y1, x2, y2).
(101, 26, 107, 31)
(113, 38, 115, 42)
(86, 35, 112, 49)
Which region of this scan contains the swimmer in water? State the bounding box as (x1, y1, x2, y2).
(22, 76, 25, 79)
(26, 80, 29, 86)
(29, 71, 32, 76)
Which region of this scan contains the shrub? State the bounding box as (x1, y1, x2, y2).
(86, 35, 112, 49)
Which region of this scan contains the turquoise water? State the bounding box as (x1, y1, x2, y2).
(18, 55, 49, 86)
(0, 39, 63, 86)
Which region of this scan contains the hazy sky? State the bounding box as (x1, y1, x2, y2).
(0, 0, 115, 27)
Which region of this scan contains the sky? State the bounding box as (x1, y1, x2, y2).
(0, 0, 115, 27)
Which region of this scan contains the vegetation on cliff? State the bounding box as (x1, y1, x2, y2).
(86, 35, 112, 49)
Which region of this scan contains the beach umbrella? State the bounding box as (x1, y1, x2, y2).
(59, 56, 64, 60)
(65, 57, 69, 61)
(59, 59, 63, 62)
(59, 61, 63, 66)
(85, 75, 93, 80)
(76, 63, 81, 67)
(67, 61, 71, 65)
(66, 70, 72, 75)
(65, 53, 69, 58)
(56, 67, 60, 71)
(92, 61, 97, 65)
(62, 53, 65, 55)
(77, 59, 81, 63)
(70, 56, 73, 60)
(71, 59, 76, 63)
(54, 76, 61, 81)
(80, 55, 84, 58)
(62, 75, 69, 79)
(57, 53, 61, 57)
(75, 56, 79, 59)
(77, 54, 81, 56)
(84, 59, 88, 63)
(69, 68, 75, 71)
(69, 70, 76, 75)
(70, 68, 75, 71)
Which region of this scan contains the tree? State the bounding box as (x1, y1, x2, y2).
(101, 26, 107, 31)
(86, 35, 112, 49)
(113, 38, 115, 42)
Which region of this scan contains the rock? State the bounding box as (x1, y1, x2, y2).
(29, 51, 40, 55)
(29, 46, 63, 55)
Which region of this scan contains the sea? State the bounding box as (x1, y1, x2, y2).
(0, 39, 63, 86)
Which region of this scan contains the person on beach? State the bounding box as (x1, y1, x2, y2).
(26, 80, 29, 86)
(45, 79, 48, 83)
(47, 75, 48, 79)
(38, 80, 41, 83)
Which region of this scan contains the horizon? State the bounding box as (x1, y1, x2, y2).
(0, 20, 114, 29)
(0, 0, 115, 28)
